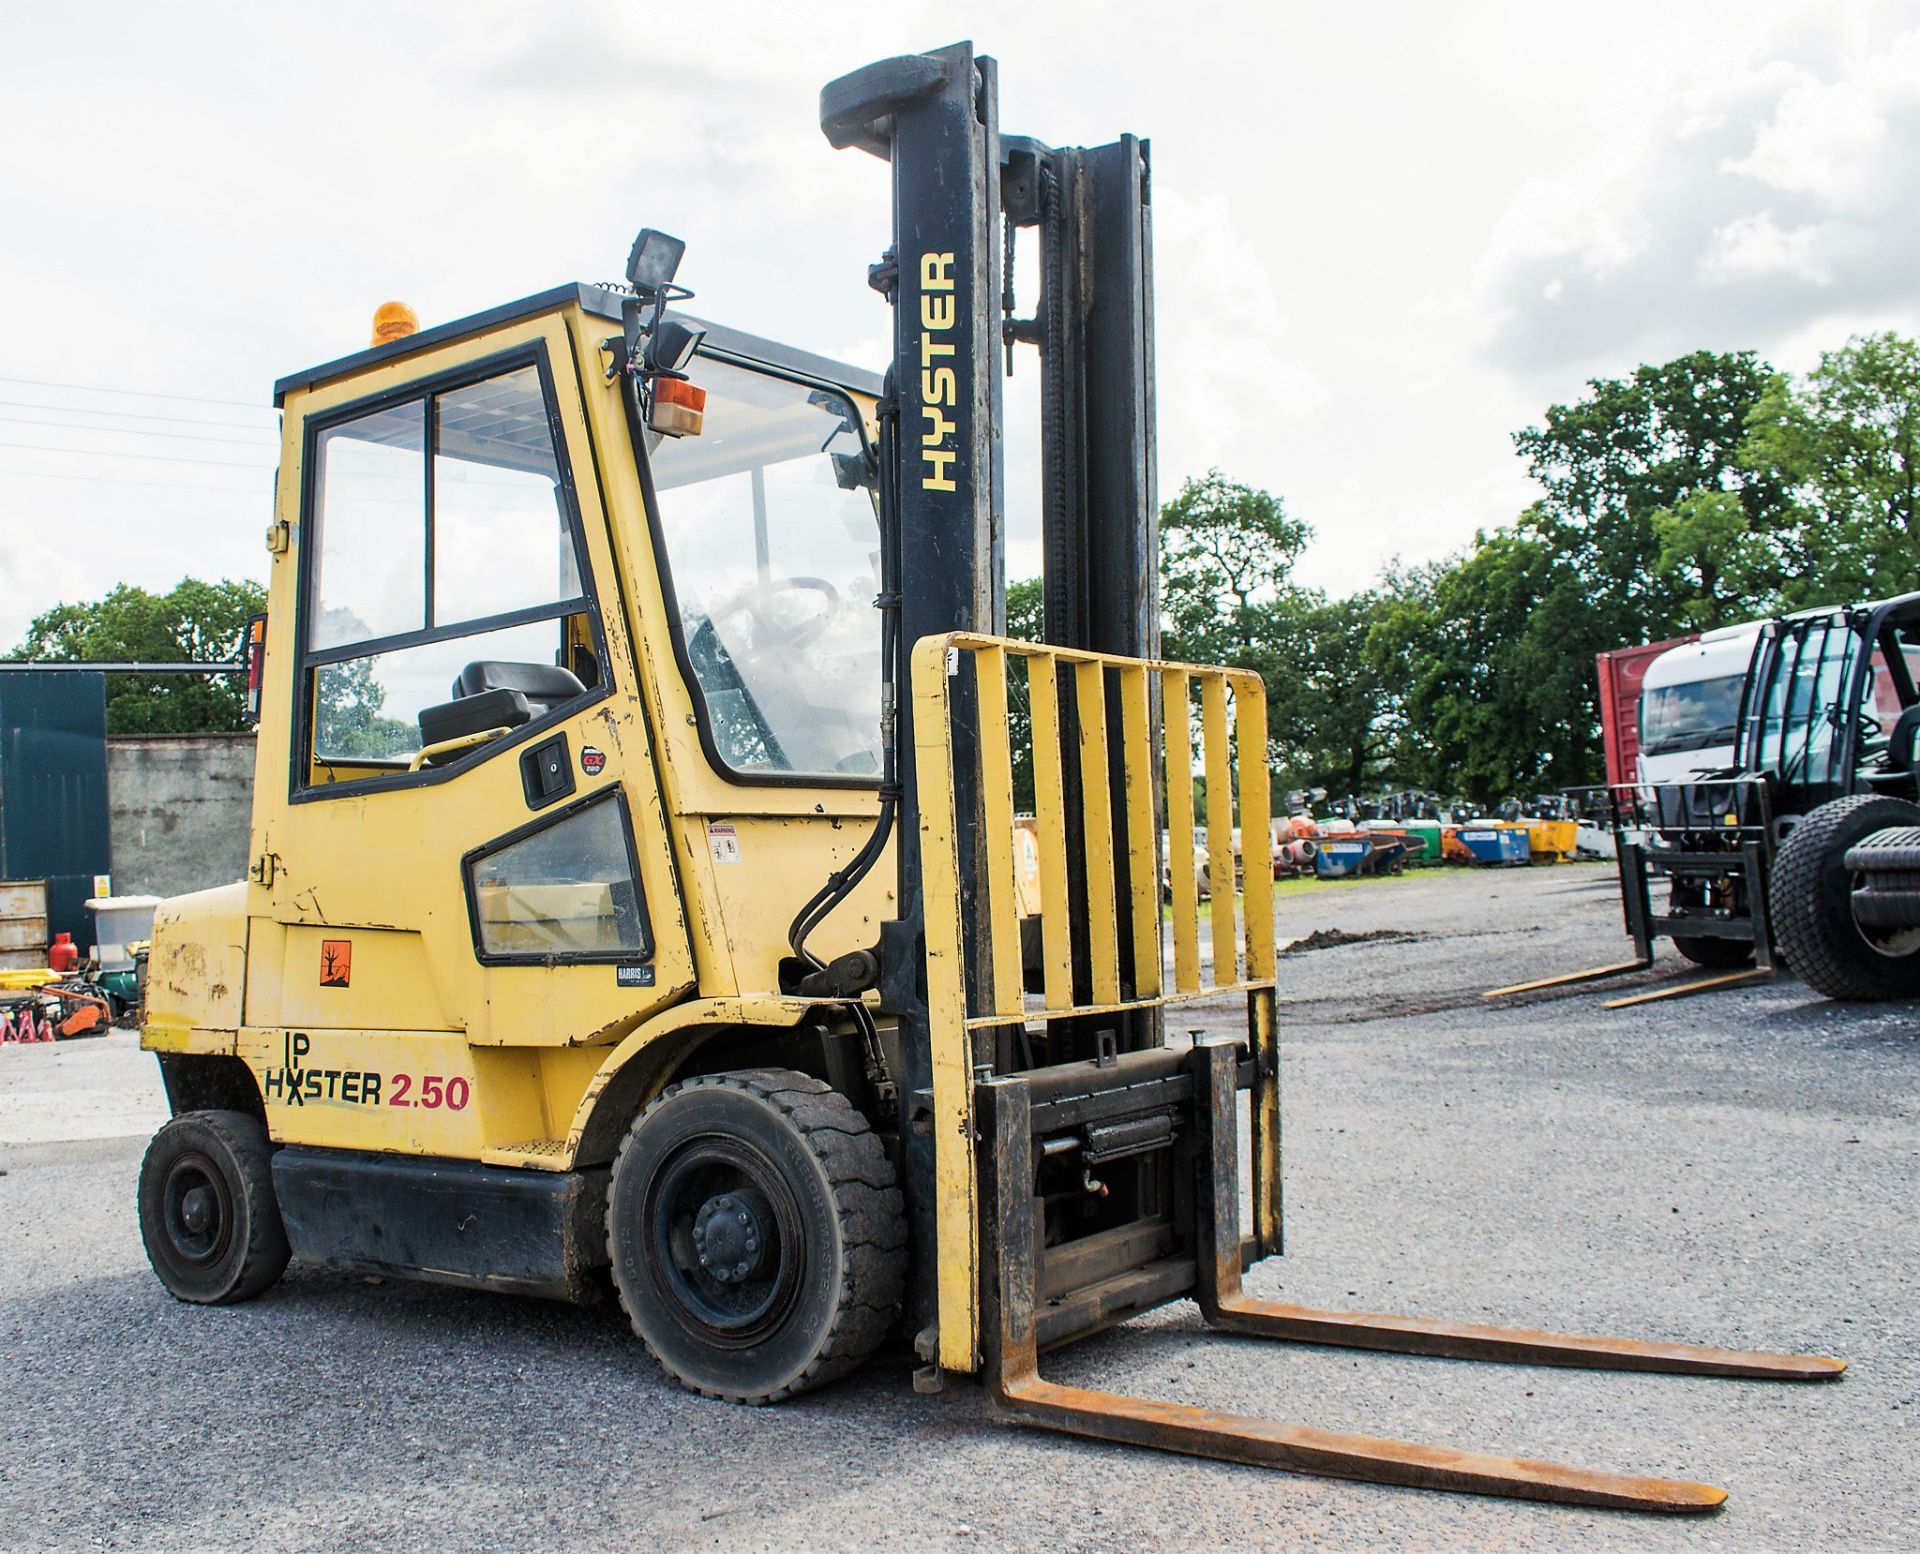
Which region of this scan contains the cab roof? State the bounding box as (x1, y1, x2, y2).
(272, 283, 885, 407)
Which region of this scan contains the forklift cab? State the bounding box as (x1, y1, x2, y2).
(1741, 592, 1920, 820)
(143, 284, 894, 1172)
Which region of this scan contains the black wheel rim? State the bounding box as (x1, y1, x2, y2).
(161, 1150, 234, 1269)
(644, 1135, 805, 1344)
(1849, 870, 1920, 959)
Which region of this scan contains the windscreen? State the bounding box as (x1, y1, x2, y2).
(1638, 675, 1746, 756)
(646, 356, 882, 779)
(1755, 618, 1862, 785)
(305, 363, 589, 767)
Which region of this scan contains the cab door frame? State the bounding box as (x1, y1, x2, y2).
(241, 311, 695, 1159)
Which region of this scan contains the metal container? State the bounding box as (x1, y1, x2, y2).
(1455, 825, 1532, 866)
(0, 878, 48, 971)
(1525, 819, 1579, 859)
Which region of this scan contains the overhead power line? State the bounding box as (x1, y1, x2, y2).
(0, 373, 274, 414)
(0, 397, 278, 433)
(0, 467, 267, 496)
(0, 662, 247, 675)
(0, 413, 274, 448)
(0, 439, 275, 472)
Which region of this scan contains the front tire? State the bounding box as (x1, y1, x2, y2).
(607, 1069, 905, 1404)
(1773, 794, 1920, 1000)
(138, 1109, 290, 1304)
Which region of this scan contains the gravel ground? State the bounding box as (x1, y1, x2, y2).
(1, 863, 1913, 1552)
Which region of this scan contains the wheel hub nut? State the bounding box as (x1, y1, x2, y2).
(693, 1191, 770, 1283)
(181, 1185, 214, 1234)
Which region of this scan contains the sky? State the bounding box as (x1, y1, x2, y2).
(3, 0, 1919, 650)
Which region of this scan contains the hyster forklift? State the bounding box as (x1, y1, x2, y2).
(138, 42, 1842, 1512)
(1491, 591, 1920, 1006)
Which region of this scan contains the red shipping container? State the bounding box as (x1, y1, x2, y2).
(1596, 636, 1696, 788)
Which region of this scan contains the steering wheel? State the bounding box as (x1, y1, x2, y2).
(709, 576, 841, 652)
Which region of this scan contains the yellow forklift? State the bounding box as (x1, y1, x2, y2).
(138, 42, 1841, 1512)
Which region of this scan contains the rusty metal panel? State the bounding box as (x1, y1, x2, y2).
(0, 877, 48, 970)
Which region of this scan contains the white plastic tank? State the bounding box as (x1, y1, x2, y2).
(86, 895, 163, 971)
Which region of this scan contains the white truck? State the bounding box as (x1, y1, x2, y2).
(1635, 621, 1765, 784)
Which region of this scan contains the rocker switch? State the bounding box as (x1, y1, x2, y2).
(521, 733, 576, 811)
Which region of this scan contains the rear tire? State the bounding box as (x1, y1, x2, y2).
(607, 1069, 905, 1404)
(138, 1109, 290, 1304)
(1672, 935, 1755, 969)
(1772, 794, 1920, 1000)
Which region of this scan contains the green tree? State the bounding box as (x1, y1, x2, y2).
(1741, 331, 1920, 603)
(1647, 490, 1775, 629)
(1359, 350, 1793, 803)
(1160, 469, 1311, 678)
(1273, 590, 1397, 797)
(1159, 471, 1321, 774)
(1515, 349, 1790, 637)
(1367, 530, 1601, 805)
(1004, 576, 1043, 812)
(312, 656, 415, 760)
(8, 578, 265, 734)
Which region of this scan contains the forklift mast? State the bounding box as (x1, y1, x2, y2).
(822, 41, 1163, 1332)
(820, 43, 1839, 1510)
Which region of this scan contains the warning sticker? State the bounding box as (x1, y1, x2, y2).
(320, 939, 352, 988)
(708, 821, 741, 865)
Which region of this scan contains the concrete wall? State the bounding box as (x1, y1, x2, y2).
(107, 734, 255, 899)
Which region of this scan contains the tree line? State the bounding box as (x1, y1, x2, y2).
(7, 578, 264, 734)
(1148, 331, 1920, 807)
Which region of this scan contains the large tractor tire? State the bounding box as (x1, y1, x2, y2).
(138, 1110, 291, 1304)
(607, 1069, 906, 1404)
(1772, 794, 1920, 1001)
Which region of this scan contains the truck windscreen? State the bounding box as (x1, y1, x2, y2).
(1639, 675, 1745, 755)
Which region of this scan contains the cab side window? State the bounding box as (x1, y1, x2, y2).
(301, 357, 595, 784)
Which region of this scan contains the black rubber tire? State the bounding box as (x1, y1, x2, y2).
(1672, 935, 1756, 969)
(138, 1109, 290, 1304)
(607, 1069, 905, 1404)
(1773, 794, 1920, 1001)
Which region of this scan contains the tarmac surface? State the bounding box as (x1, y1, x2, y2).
(1, 863, 1914, 1552)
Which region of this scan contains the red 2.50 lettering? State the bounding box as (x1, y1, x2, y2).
(389, 1074, 471, 1110)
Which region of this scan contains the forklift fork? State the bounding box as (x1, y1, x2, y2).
(1486, 837, 1776, 1006)
(978, 1043, 1841, 1513)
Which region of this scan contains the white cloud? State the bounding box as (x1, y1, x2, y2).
(1477, 2, 1920, 378)
(1699, 210, 1835, 284)
(1151, 188, 1329, 480)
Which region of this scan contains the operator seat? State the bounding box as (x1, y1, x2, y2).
(417, 661, 586, 752)
(1863, 704, 1920, 799)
